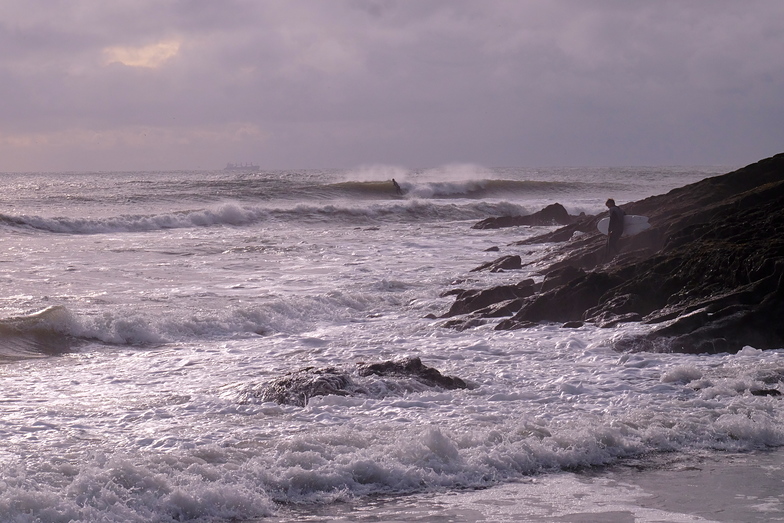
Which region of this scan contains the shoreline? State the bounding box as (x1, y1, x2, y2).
(441, 152, 784, 356)
(269, 449, 784, 522)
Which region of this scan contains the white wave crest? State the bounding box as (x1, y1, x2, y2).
(12, 203, 270, 234)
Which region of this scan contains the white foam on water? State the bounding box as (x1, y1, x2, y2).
(0, 166, 776, 522)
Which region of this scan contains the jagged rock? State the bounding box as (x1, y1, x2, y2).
(470, 255, 522, 273)
(441, 317, 486, 330)
(595, 312, 642, 328)
(473, 298, 527, 317)
(472, 203, 579, 229)
(541, 265, 586, 292)
(457, 152, 784, 354)
(357, 357, 469, 390)
(440, 288, 466, 298)
(243, 357, 470, 406)
(499, 271, 623, 326)
(248, 367, 355, 407)
(442, 280, 535, 317)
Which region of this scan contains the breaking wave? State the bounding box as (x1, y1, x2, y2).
(0, 306, 79, 361)
(0, 204, 271, 234)
(325, 178, 581, 200)
(0, 199, 537, 234)
(0, 287, 401, 355)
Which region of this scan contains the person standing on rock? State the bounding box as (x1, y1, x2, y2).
(605, 198, 625, 260)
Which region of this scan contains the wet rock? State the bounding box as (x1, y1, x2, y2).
(540, 265, 586, 292)
(473, 298, 527, 317)
(595, 312, 642, 328)
(472, 203, 580, 229)
(247, 367, 355, 407)
(499, 271, 623, 326)
(244, 357, 470, 406)
(442, 280, 536, 317)
(441, 317, 486, 330)
(470, 255, 522, 273)
(357, 357, 469, 390)
(457, 152, 784, 354)
(750, 389, 782, 397)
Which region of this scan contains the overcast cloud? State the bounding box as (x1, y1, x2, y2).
(1, 0, 783, 171)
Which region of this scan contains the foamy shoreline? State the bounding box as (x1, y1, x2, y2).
(270, 449, 784, 522)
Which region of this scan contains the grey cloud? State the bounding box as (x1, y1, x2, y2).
(1, 0, 783, 170)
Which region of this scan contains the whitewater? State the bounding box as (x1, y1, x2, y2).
(1, 165, 782, 522)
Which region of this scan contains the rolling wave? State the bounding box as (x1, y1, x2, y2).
(0, 306, 79, 362)
(0, 199, 534, 234)
(0, 204, 271, 234)
(324, 178, 581, 200)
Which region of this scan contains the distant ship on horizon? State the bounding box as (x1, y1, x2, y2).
(224, 162, 261, 171)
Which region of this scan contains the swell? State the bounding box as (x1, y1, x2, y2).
(0, 204, 272, 234)
(324, 178, 582, 200)
(0, 199, 534, 234)
(0, 306, 79, 362)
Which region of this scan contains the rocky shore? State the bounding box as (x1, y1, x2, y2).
(441, 153, 784, 354)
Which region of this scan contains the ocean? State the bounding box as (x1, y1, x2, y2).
(1, 165, 782, 522)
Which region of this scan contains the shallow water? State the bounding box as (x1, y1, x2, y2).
(271, 451, 784, 522)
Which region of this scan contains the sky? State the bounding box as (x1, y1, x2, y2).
(1, 0, 783, 172)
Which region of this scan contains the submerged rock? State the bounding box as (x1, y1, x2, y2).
(357, 357, 469, 390)
(471, 203, 582, 229)
(246, 367, 355, 407)
(242, 357, 470, 406)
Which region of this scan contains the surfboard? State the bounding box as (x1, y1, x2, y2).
(597, 215, 650, 237)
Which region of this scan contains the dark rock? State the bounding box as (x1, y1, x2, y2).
(750, 389, 782, 397)
(442, 280, 535, 317)
(357, 357, 469, 390)
(463, 152, 784, 354)
(244, 357, 471, 406)
(502, 271, 623, 325)
(441, 317, 486, 330)
(472, 203, 579, 229)
(473, 298, 526, 317)
(595, 312, 642, 328)
(247, 367, 355, 407)
(495, 318, 538, 330)
(470, 255, 522, 273)
(485, 246, 500, 252)
(541, 265, 586, 292)
(440, 288, 466, 298)
(584, 293, 647, 322)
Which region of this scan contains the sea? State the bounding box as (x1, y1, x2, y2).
(1, 164, 783, 522)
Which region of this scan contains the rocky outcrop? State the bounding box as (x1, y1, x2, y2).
(470, 255, 522, 273)
(441, 280, 537, 318)
(472, 203, 585, 229)
(241, 357, 470, 406)
(357, 357, 468, 389)
(445, 153, 784, 354)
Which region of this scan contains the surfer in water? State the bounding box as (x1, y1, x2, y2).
(392, 178, 403, 195)
(605, 198, 625, 260)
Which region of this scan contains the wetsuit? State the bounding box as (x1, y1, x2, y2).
(606, 205, 625, 257)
